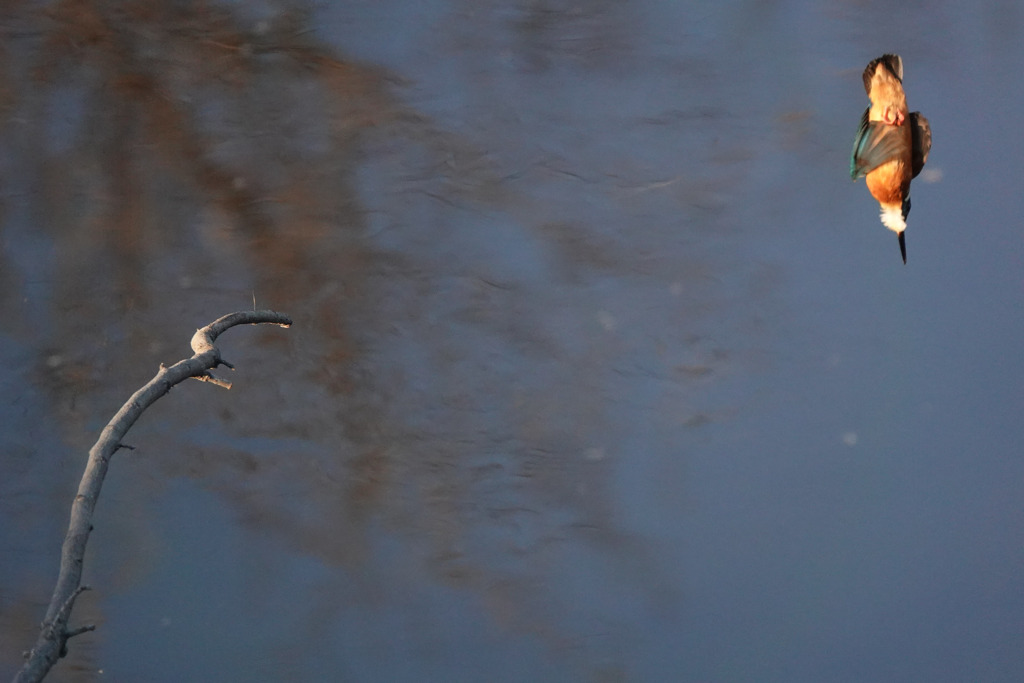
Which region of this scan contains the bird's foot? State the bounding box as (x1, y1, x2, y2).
(883, 106, 906, 126)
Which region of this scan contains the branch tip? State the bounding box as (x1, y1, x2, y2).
(66, 624, 96, 639)
(191, 371, 233, 389)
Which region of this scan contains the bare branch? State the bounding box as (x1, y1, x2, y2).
(62, 625, 96, 641)
(13, 310, 292, 683)
(191, 371, 233, 389)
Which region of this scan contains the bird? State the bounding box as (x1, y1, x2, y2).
(850, 54, 931, 264)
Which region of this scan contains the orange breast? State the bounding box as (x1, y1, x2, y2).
(866, 159, 911, 205)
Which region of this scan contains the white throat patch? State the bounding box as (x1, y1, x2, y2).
(880, 205, 906, 234)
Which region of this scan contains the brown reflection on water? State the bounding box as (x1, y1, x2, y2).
(1, 1, 756, 677)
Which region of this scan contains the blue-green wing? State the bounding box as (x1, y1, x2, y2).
(850, 108, 905, 179)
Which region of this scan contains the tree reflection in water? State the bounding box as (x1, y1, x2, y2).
(0, 2, 762, 679)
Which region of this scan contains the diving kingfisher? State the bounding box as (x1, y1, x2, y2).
(850, 54, 931, 264)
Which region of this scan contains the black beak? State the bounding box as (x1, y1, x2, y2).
(898, 231, 907, 264)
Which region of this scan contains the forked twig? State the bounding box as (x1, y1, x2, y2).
(13, 310, 292, 683)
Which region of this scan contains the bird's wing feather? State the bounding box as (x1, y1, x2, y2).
(850, 108, 905, 179)
(909, 112, 931, 179)
(882, 54, 903, 81)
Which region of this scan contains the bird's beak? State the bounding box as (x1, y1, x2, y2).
(898, 231, 907, 264)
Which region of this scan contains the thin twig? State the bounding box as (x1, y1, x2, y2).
(13, 310, 292, 683)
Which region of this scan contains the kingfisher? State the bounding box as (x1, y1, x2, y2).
(850, 54, 931, 264)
